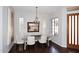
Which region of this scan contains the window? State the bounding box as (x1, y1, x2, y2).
(52, 17, 59, 36)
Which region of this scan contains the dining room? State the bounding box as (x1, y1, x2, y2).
(0, 6, 79, 53)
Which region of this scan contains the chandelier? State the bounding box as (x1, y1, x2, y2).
(34, 6, 39, 23)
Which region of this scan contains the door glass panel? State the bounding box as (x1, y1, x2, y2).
(69, 16, 71, 44)
(78, 15, 79, 45)
(72, 16, 74, 44)
(75, 15, 77, 45)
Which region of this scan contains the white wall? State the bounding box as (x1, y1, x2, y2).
(14, 10, 51, 43)
(61, 7, 67, 47)
(0, 7, 3, 52)
(51, 7, 67, 47)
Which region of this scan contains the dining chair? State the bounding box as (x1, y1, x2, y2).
(26, 35, 36, 52)
(27, 35, 35, 45)
(38, 34, 47, 48)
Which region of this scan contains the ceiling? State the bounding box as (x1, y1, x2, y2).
(13, 6, 63, 14)
(13, 6, 79, 15)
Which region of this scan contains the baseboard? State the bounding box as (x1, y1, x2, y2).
(50, 41, 66, 49)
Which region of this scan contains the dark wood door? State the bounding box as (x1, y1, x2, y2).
(67, 13, 79, 49)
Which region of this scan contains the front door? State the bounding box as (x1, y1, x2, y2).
(67, 13, 79, 49)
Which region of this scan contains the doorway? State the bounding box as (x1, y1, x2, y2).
(8, 7, 14, 45)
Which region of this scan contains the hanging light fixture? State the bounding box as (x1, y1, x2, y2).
(34, 6, 39, 23)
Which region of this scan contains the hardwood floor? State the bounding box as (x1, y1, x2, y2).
(9, 41, 79, 53)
